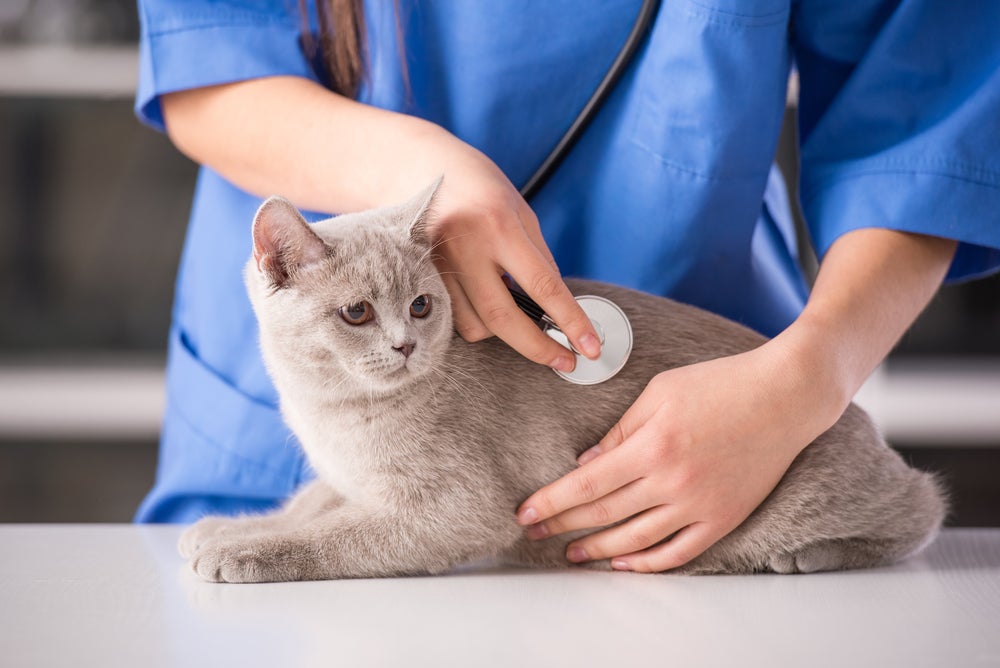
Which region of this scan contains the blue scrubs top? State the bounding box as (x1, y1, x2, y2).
(134, 0, 1000, 523)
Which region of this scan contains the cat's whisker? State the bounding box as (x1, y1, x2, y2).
(415, 270, 475, 292)
(320, 373, 353, 394)
(425, 369, 466, 410)
(426, 232, 474, 255)
(416, 272, 470, 288)
(428, 362, 497, 414)
(413, 232, 478, 270)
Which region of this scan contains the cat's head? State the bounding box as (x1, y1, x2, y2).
(245, 178, 453, 394)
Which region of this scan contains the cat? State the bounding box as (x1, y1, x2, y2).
(179, 179, 946, 582)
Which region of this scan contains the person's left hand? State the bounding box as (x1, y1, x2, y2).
(515, 340, 847, 572)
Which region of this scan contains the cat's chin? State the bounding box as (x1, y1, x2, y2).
(356, 364, 428, 393)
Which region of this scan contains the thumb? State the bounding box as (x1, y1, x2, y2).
(577, 386, 659, 466)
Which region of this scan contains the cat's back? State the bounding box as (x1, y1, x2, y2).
(567, 278, 767, 371)
(448, 277, 770, 424)
(435, 278, 771, 490)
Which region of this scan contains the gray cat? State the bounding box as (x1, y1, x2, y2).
(179, 180, 946, 582)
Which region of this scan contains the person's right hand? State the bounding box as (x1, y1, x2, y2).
(163, 78, 598, 368)
(394, 121, 601, 371)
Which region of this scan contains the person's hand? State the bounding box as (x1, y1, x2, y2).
(164, 79, 599, 369)
(395, 122, 602, 370)
(515, 339, 847, 572)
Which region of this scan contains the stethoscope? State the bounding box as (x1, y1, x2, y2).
(507, 0, 660, 385)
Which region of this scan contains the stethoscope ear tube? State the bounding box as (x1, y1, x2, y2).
(518, 0, 661, 202)
(507, 0, 658, 383)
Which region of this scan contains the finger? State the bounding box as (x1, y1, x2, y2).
(525, 479, 651, 540)
(516, 203, 559, 270)
(577, 419, 630, 466)
(611, 521, 721, 573)
(564, 505, 687, 564)
(517, 446, 637, 525)
(437, 218, 577, 368)
(457, 264, 578, 371)
(439, 271, 491, 342)
(499, 236, 601, 360)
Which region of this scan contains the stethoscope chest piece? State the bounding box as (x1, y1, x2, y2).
(544, 296, 633, 385)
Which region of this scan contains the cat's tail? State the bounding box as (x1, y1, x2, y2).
(876, 465, 949, 564)
(793, 464, 947, 574)
(824, 402, 949, 570)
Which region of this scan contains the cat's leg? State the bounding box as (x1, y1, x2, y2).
(766, 467, 947, 574)
(186, 503, 523, 582)
(178, 481, 342, 558)
(499, 532, 619, 570)
(764, 537, 909, 574)
(500, 535, 571, 568)
(678, 479, 947, 575)
(674, 529, 943, 575)
(671, 525, 942, 575)
(768, 518, 944, 574)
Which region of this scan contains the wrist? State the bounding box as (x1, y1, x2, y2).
(380, 116, 483, 203)
(357, 113, 445, 205)
(763, 314, 857, 433)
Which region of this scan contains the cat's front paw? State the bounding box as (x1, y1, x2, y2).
(178, 516, 239, 559)
(189, 536, 312, 583)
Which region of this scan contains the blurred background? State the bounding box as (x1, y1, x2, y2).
(1, 0, 998, 525)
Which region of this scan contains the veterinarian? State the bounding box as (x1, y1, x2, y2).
(135, 0, 1000, 571)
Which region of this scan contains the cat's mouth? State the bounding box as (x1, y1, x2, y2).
(389, 362, 411, 376)
(361, 357, 420, 386)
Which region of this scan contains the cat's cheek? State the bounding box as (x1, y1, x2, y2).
(304, 346, 336, 364)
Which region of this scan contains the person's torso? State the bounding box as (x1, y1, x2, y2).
(179, 0, 803, 408)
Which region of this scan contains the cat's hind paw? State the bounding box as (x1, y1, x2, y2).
(767, 538, 896, 574)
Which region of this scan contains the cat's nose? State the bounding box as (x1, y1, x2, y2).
(394, 342, 415, 359)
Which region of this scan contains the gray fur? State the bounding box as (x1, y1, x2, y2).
(180, 181, 946, 582)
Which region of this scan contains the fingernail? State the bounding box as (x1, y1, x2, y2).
(577, 445, 601, 466)
(517, 507, 539, 525)
(525, 524, 549, 540)
(578, 332, 601, 359)
(612, 559, 632, 571)
(567, 546, 590, 563)
(550, 356, 574, 373)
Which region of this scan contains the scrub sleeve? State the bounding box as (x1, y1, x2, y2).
(792, 1, 1000, 277)
(133, 0, 1000, 523)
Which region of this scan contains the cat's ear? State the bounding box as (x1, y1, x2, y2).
(404, 175, 443, 246)
(252, 196, 328, 288)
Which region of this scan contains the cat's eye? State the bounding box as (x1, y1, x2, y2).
(339, 301, 374, 325)
(410, 294, 432, 318)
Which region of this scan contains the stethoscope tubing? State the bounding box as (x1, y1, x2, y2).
(510, 0, 661, 334)
(518, 0, 662, 202)
(505, 0, 658, 382)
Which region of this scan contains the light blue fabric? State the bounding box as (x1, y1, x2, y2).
(134, 0, 1000, 523)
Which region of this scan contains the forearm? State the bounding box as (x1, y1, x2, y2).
(164, 75, 602, 367)
(772, 228, 957, 428)
(161, 76, 452, 212)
